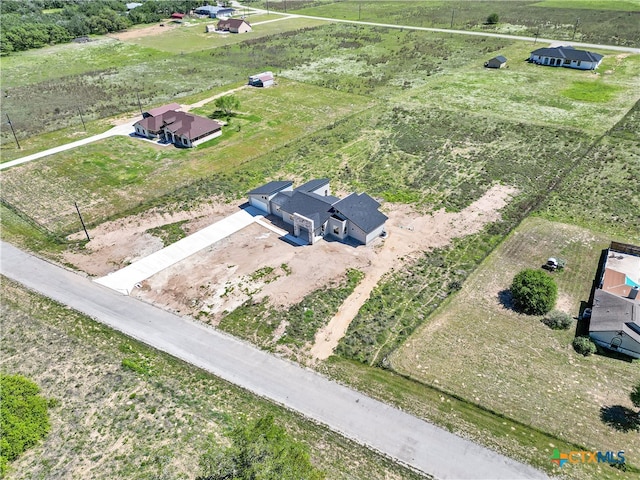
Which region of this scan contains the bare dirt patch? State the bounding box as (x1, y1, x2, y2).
(310, 184, 518, 360)
(64, 200, 238, 277)
(108, 23, 181, 41)
(65, 185, 516, 341)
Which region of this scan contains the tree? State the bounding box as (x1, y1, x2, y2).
(0, 374, 51, 477)
(214, 94, 240, 116)
(510, 268, 557, 315)
(487, 13, 499, 24)
(196, 415, 325, 480)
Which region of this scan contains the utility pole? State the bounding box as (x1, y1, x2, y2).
(77, 107, 86, 131)
(266, 0, 269, 14)
(572, 18, 579, 41)
(534, 26, 540, 45)
(358, 2, 361, 21)
(450, 9, 455, 29)
(136, 92, 143, 117)
(74, 202, 91, 241)
(5, 113, 21, 150)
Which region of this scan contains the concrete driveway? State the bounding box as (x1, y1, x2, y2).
(95, 207, 262, 294)
(0, 122, 135, 171)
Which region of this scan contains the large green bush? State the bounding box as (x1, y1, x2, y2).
(572, 336, 597, 356)
(510, 269, 557, 315)
(197, 415, 325, 480)
(542, 310, 573, 330)
(0, 374, 51, 477)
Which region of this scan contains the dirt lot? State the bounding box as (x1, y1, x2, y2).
(65, 185, 516, 328)
(108, 22, 181, 41)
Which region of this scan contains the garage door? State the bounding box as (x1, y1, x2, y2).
(249, 197, 269, 213)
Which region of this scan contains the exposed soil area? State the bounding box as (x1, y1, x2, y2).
(64, 185, 516, 336)
(108, 22, 181, 41)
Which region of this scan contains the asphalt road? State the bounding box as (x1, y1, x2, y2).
(0, 241, 548, 479)
(237, 2, 639, 54)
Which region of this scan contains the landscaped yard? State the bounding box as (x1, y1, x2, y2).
(391, 217, 640, 478)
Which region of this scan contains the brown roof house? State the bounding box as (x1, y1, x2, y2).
(589, 242, 640, 359)
(134, 104, 222, 148)
(217, 18, 251, 33)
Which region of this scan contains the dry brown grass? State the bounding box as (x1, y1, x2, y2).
(392, 217, 640, 476)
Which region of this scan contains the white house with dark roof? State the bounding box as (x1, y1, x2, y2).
(589, 242, 640, 359)
(194, 5, 235, 18)
(247, 179, 387, 245)
(529, 46, 603, 70)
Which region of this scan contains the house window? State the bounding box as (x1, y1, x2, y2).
(577, 60, 581, 66)
(564, 58, 570, 64)
(333, 227, 339, 235)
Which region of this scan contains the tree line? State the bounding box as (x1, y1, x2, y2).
(0, 0, 197, 55)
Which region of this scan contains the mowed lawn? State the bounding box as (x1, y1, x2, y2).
(391, 217, 640, 476)
(124, 16, 328, 54)
(0, 79, 372, 234)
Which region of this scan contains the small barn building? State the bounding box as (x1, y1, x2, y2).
(529, 46, 603, 70)
(248, 72, 274, 88)
(170, 12, 185, 20)
(217, 18, 252, 33)
(485, 55, 507, 69)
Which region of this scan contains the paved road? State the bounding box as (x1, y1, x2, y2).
(0, 241, 548, 479)
(0, 123, 134, 171)
(237, 2, 640, 54)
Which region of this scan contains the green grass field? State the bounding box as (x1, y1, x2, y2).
(287, 0, 640, 45)
(125, 16, 327, 54)
(1, 10, 640, 478)
(390, 217, 639, 479)
(0, 79, 371, 234)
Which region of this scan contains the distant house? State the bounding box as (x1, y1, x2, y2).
(588, 241, 640, 359)
(194, 5, 235, 18)
(171, 12, 186, 20)
(217, 18, 252, 33)
(126, 2, 142, 10)
(485, 55, 507, 69)
(134, 104, 222, 148)
(247, 179, 387, 246)
(529, 46, 603, 70)
(248, 72, 274, 88)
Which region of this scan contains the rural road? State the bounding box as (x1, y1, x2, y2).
(0, 123, 134, 171)
(0, 241, 548, 480)
(0, 86, 247, 172)
(239, 2, 640, 54)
